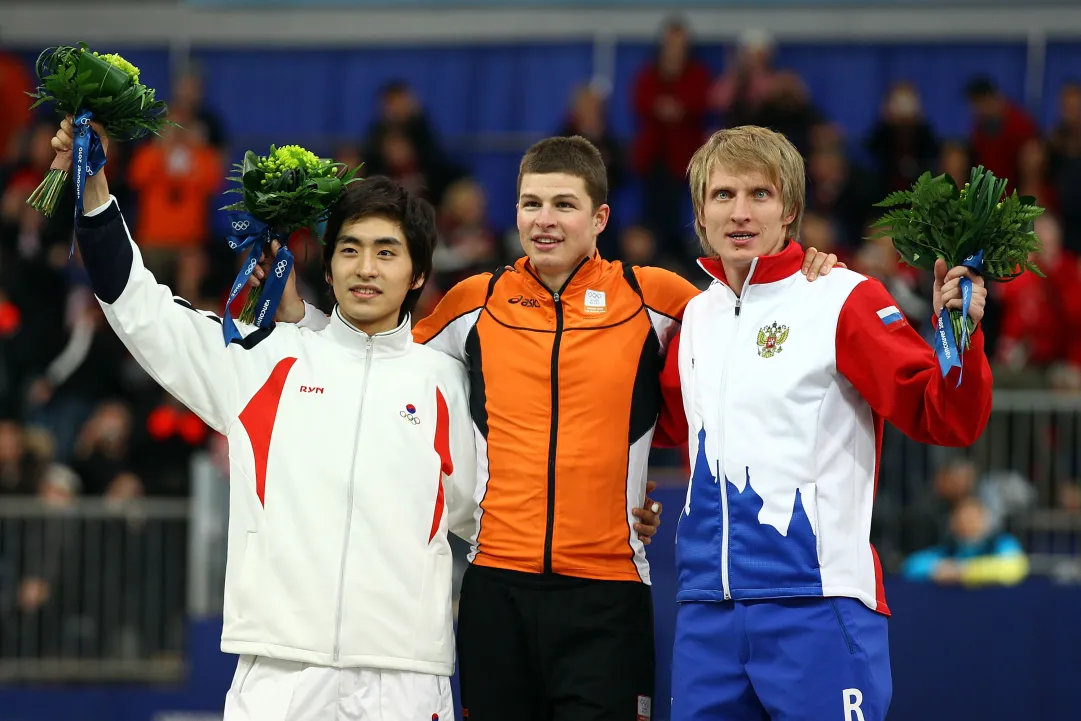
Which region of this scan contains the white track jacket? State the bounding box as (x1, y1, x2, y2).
(76, 198, 477, 676)
(662, 241, 993, 614)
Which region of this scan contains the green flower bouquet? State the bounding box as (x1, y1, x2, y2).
(869, 165, 1045, 374)
(219, 144, 361, 344)
(26, 44, 171, 216)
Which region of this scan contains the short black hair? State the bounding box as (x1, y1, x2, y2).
(379, 80, 412, 100)
(965, 76, 997, 100)
(321, 175, 437, 321)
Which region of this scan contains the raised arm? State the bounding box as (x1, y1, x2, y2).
(58, 118, 267, 432)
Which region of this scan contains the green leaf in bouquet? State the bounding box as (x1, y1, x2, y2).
(870, 164, 1047, 285)
(242, 169, 264, 195)
(221, 144, 364, 237)
(242, 150, 260, 178)
(28, 44, 173, 144)
(76, 50, 133, 98)
(312, 176, 342, 195)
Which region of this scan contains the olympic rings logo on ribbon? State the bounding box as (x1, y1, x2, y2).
(400, 410, 421, 425)
(274, 259, 289, 278)
(231, 219, 251, 233)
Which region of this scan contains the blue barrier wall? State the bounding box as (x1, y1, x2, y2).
(19, 41, 1079, 236)
(2, 488, 1079, 721)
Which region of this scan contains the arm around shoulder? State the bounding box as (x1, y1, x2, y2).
(412, 272, 493, 361)
(654, 329, 688, 448)
(436, 358, 478, 541)
(634, 264, 700, 324)
(296, 301, 330, 331)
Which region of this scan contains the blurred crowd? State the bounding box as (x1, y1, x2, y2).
(1, 21, 1081, 581)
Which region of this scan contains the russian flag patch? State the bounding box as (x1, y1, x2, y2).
(877, 305, 905, 328)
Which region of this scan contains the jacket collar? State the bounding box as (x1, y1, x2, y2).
(697, 241, 804, 288)
(325, 305, 412, 357)
(516, 250, 606, 296)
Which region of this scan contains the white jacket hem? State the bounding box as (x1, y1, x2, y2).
(221, 639, 455, 676)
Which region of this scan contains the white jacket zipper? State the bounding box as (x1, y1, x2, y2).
(716, 259, 758, 601)
(716, 459, 730, 599)
(333, 335, 375, 661)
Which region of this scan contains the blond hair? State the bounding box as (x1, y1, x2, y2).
(687, 126, 806, 255)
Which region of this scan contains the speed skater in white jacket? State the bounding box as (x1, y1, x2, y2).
(69, 154, 476, 719)
(658, 125, 994, 721)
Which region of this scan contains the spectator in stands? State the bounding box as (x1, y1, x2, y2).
(798, 212, 848, 266)
(902, 459, 978, 556)
(362, 80, 463, 205)
(169, 66, 229, 155)
(995, 214, 1081, 383)
(865, 81, 940, 194)
(1048, 81, 1081, 254)
(2, 122, 59, 221)
(432, 177, 499, 288)
(0, 50, 34, 176)
(618, 223, 657, 266)
(24, 294, 139, 462)
(901, 496, 1029, 587)
(13, 462, 84, 656)
(750, 70, 826, 156)
(1015, 138, 1060, 216)
(978, 468, 1037, 533)
(127, 390, 208, 497)
(851, 233, 931, 333)
(938, 139, 972, 184)
(332, 141, 365, 177)
(559, 83, 626, 197)
(1059, 481, 1081, 516)
(615, 223, 695, 286)
(0, 143, 75, 421)
(126, 111, 222, 286)
(376, 128, 451, 204)
(0, 420, 44, 495)
(708, 29, 780, 129)
(70, 400, 142, 498)
(964, 75, 1039, 186)
(805, 142, 879, 249)
(632, 16, 711, 265)
(560, 83, 626, 255)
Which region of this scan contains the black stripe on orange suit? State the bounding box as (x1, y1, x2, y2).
(415, 252, 698, 582)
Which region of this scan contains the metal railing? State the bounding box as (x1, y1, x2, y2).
(0, 391, 1078, 681)
(1009, 510, 1081, 582)
(869, 390, 1081, 572)
(0, 497, 190, 682)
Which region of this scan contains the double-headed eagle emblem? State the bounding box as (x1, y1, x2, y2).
(757, 322, 790, 359)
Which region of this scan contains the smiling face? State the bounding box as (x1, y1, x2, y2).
(516, 172, 609, 289)
(326, 215, 423, 335)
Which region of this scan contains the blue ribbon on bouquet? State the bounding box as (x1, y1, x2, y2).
(70, 109, 108, 255)
(221, 212, 294, 346)
(933, 250, 984, 387)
